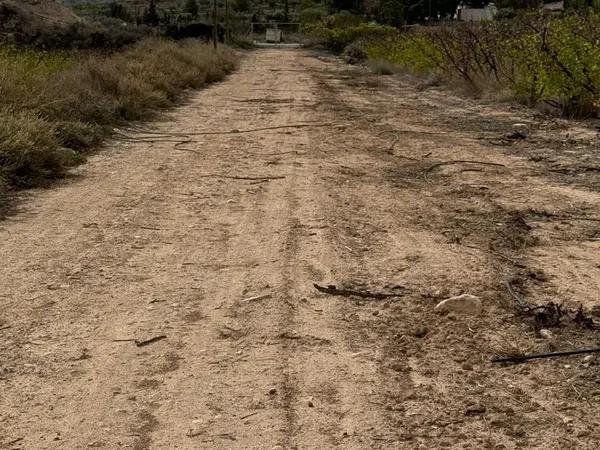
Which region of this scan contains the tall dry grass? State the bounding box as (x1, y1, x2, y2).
(0, 39, 237, 187)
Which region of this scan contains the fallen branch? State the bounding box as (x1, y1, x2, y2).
(505, 281, 566, 327)
(117, 123, 338, 140)
(135, 335, 167, 347)
(425, 160, 506, 173)
(113, 335, 167, 346)
(3, 437, 24, 447)
(172, 141, 199, 154)
(240, 411, 260, 420)
(241, 294, 272, 302)
(492, 347, 600, 364)
(198, 174, 285, 181)
(386, 136, 421, 161)
(244, 150, 304, 156)
(313, 283, 407, 300)
(234, 98, 294, 103)
(115, 134, 194, 145)
(187, 123, 338, 135)
(505, 280, 529, 309)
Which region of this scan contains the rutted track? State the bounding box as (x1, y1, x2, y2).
(1, 49, 600, 449)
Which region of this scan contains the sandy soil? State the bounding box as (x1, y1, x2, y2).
(1, 49, 600, 449)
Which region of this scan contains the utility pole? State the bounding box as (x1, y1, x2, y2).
(213, 0, 218, 50)
(225, 0, 230, 44)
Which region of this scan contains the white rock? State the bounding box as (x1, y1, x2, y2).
(539, 329, 554, 339)
(435, 294, 482, 316)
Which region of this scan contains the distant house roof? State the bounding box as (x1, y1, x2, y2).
(542, 0, 564, 10)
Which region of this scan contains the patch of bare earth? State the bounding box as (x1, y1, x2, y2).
(1, 49, 599, 449)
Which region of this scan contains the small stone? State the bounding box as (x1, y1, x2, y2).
(268, 388, 277, 395)
(435, 294, 483, 316)
(461, 362, 474, 371)
(539, 329, 554, 340)
(307, 398, 314, 407)
(583, 355, 594, 363)
(413, 327, 428, 338)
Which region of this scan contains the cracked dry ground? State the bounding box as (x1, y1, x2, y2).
(1, 49, 600, 450)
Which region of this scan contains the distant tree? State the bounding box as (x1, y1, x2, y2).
(376, 0, 405, 25)
(233, 0, 250, 11)
(184, 0, 199, 17)
(362, 0, 381, 18)
(142, 0, 160, 25)
(109, 2, 132, 22)
(496, 0, 542, 7)
(332, 0, 364, 13)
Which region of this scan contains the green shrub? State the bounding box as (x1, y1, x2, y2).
(363, 31, 442, 74)
(355, 13, 600, 116)
(326, 11, 364, 28)
(305, 21, 396, 53)
(299, 6, 328, 24)
(0, 108, 69, 186)
(0, 39, 238, 187)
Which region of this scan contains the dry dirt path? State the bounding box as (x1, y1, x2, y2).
(1, 49, 600, 449)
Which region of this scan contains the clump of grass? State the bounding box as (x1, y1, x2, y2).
(342, 43, 367, 65)
(0, 108, 70, 186)
(0, 39, 237, 187)
(368, 59, 397, 75)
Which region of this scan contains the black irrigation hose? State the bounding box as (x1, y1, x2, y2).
(492, 347, 600, 363)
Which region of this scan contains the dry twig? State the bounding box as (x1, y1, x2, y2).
(198, 174, 285, 181)
(492, 347, 600, 363)
(135, 335, 167, 347)
(425, 160, 506, 173)
(313, 283, 407, 300)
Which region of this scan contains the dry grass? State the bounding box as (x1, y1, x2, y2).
(0, 39, 237, 187)
(367, 59, 397, 76)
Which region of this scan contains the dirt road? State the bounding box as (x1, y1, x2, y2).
(2, 49, 600, 449)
